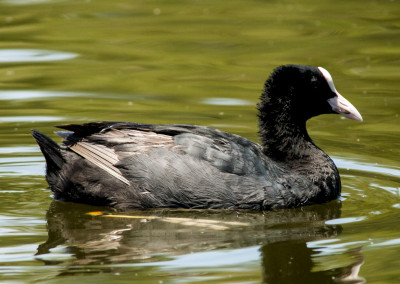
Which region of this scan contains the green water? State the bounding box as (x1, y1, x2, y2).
(0, 0, 399, 283)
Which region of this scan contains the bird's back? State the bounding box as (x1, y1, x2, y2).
(37, 122, 290, 209)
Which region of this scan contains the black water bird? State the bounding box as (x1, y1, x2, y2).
(32, 65, 362, 210)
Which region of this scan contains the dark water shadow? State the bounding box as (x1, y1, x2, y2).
(36, 200, 364, 283)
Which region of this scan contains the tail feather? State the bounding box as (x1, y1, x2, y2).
(32, 130, 65, 171)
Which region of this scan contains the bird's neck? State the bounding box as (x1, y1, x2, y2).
(257, 82, 316, 162)
(259, 117, 315, 162)
(259, 115, 341, 203)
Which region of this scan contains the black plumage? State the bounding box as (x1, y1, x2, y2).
(32, 65, 362, 210)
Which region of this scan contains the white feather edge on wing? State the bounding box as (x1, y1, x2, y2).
(69, 142, 130, 185)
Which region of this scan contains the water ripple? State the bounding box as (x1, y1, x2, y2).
(0, 157, 44, 176)
(0, 147, 38, 154)
(2, 0, 53, 5)
(371, 238, 400, 248)
(137, 246, 260, 268)
(307, 239, 367, 256)
(0, 116, 63, 122)
(325, 216, 366, 225)
(0, 49, 77, 63)
(0, 91, 80, 100)
(334, 157, 400, 179)
(202, 98, 253, 106)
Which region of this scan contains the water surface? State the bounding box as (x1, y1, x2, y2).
(0, 0, 399, 283)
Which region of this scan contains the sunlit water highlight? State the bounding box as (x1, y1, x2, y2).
(0, 49, 77, 63)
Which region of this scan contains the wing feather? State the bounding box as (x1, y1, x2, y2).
(69, 142, 130, 185)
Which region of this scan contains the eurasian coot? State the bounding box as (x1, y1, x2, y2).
(32, 65, 362, 210)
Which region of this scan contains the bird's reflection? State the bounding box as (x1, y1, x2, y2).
(36, 200, 364, 283)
